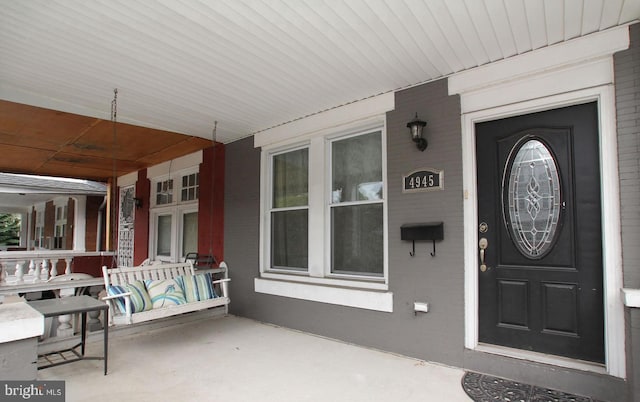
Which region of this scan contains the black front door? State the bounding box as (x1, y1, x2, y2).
(476, 102, 604, 363)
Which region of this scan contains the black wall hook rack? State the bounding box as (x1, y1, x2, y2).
(401, 222, 444, 257)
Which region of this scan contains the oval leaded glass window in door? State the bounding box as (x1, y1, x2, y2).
(504, 138, 561, 259)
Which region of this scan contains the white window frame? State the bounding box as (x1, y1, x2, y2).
(267, 144, 310, 273)
(149, 166, 200, 262)
(150, 207, 175, 262)
(262, 125, 388, 284)
(178, 207, 199, 259)
(180, 171, 200, 203)
(326, 130, 386, 279)
(255, 92, 395, 312)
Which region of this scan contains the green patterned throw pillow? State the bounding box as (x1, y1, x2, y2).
(144, 279, 187, 308)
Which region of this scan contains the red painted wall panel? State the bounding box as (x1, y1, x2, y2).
(133, 169, 150, 265)
(198, 144, 225, 265)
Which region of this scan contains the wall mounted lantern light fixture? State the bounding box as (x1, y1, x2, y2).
(134, 197, 143, 209)
(406, 113, 427, 152)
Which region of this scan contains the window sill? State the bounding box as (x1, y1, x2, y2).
(622, 288, 640, 308)
(254, 277, 393, 312)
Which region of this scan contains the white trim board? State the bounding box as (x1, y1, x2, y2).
(255, 278, 393, 312)
(254, 92, 395, 148)
(450, 25, 629, 378)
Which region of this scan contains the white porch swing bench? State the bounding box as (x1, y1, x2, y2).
(101, 261, 230, 326)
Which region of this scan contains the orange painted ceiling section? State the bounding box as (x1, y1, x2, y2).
(0, 100, 214, 182)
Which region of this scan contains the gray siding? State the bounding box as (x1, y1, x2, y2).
(224, 79, 466, 366)
(615, 22, 640, 402)
(386, 79, 465, 365)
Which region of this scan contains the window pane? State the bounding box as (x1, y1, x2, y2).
(332, 131, 382, 203)
(273, 149, 308, 208)
(157, 179, 174, 205)
(180, 173, 199, 202)
(157, 215, 172, 256)
(182, 212, 198, 257)
(271, 210, 308, 269)
(505, 139, 561, 258)
(331, 204, 383, 276)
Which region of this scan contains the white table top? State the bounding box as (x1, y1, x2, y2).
(0, 301, 44, 343)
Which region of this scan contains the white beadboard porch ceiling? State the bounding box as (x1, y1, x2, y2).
(1, 0, 639, 145)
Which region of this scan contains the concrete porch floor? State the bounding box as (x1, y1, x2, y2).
(38, 315, 471, 401)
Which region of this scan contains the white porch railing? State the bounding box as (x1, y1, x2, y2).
(0, 250, 114, 285)
(0, 251, 115, 341)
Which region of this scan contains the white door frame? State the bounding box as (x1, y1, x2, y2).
(449, 26, 630, 378)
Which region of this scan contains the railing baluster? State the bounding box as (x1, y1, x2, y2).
(27, 260, 35, 276)
(49, 258, 58, 278)
(40, 259, 50, 281)
(15, 261, 24, 283)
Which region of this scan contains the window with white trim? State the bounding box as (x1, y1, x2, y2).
(181, 172, 199, 202)
(263, 126, 387, 284)
(330, 131, 384, 276)
(155, 178, 173, 205)
(270, 147, 309, 271)
(150, 169, 199, 262)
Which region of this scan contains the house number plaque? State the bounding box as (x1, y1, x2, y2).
(402, 168, 444, 193)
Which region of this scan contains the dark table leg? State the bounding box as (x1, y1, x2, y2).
(81, 312, 87, 356)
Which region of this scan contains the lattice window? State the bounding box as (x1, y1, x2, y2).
(118, 186, 135, 267)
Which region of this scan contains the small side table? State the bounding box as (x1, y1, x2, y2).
(28, 295, 108, 375)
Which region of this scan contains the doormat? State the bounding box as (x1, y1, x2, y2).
(461, 372, 604, 402)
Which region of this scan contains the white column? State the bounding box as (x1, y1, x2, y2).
(73, 196, 87, 251)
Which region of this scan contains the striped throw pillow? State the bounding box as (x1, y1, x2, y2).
(106, 281, 152, 314)
(106, 285, 128, 314)
(126, 280, 153, 313)
(176, 273, 217, 302)
(144, 279, 187, 308)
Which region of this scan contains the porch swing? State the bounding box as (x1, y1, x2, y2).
(101, 90, 230, 326)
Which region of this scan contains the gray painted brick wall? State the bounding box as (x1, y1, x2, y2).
(616, 23, 640, 289)
(615, 22, 640, 402)
(224, 78, 466, 367)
